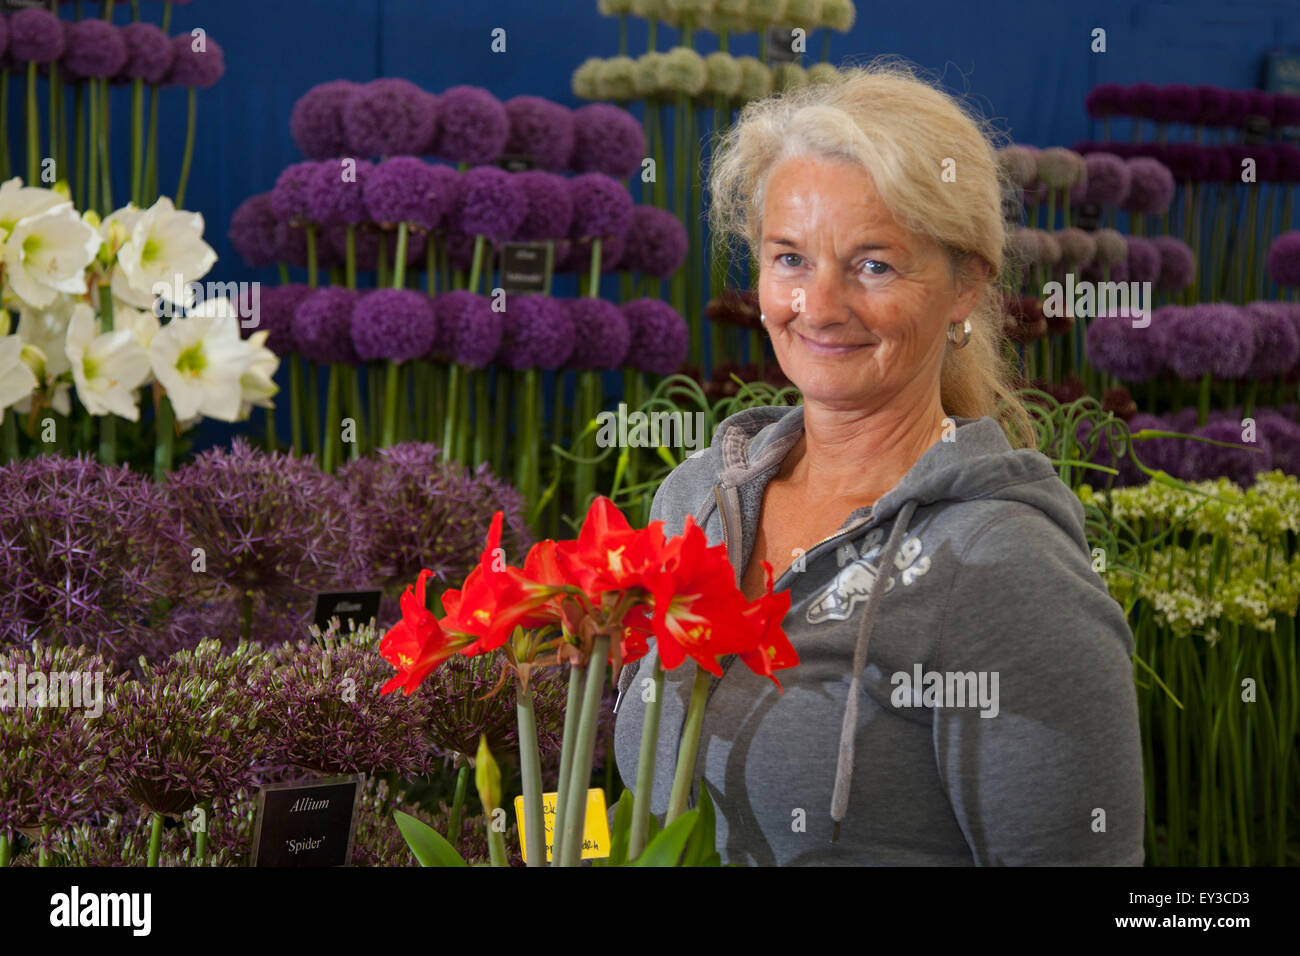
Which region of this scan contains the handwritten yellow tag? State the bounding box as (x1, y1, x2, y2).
(513, 789, 610, 863)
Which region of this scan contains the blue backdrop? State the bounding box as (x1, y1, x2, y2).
(135, 0, 1300, 450)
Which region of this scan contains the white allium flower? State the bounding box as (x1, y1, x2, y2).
(64, 304, 150, 420)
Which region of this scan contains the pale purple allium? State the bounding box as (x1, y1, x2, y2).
(428, 85, 508, 164)
(307, 157, 372, 226)
(1244, 302, 1300, 378)
(343, 78, 437, 158)
(622, 298, 688, 374)
(570, 103, 644, 177)
(166, 32, 224, 88)
(512, 170, 574, 241)
(1186, 420, 1271, 487)
(495, 294, 574, 369)
(271, 160, 323, 222)
(61, 19, 126, 78)
(1151, 236, 1196, 291)
(338, 442, 531, 596)
(566, 297, 630, 369)
(620, 205, 688, 278)
(569, 172, 633, 238)
(9, 9, 64, 64)
(503, 95, 575, 171)
(1123, 157, 1175, 214)
(293, 287, 362, 364)
(274, 221, 309, 269)
(1085, 309, 1168, 383)
(228, 193, 280, 268)
(1165, 305, 1256, 380)
(290, 80, 360, 160)
(1081, 152, 1131, 207)
(1267, 232, 1300, 287)
(454, 165, 527, 242)
(117, 22, 174, 84)
(431, 290, 502, 367)
(1125, 237, 1161, 283)
(351, 289, 437, 362)
(1155, 83, 1200, 124)
(1115, 413, 1177, 486)
(1257, 410, 1300, 477)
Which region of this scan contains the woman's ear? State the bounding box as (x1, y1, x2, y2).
(951, 254, 992, 321)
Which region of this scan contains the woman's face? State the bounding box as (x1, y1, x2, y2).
(757, 155, 981, 412)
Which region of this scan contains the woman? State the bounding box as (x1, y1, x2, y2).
(612, 60, 1144, 866)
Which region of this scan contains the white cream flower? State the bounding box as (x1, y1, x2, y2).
(64, 304, 150, 420)
(112, 196, 217, 311)
(0, 178, 67, 238)
(16, 296, 75, 380)
(0, 334, 39, 423)
(238, 330, 279, 418)
(3, 204, 102, 309)
(150, 311, 251, 423)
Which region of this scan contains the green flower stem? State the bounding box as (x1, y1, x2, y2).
(472, 369, 489, 467)
(322, 363, 342, 469)
(288, 355, 304, 453)
(550, 660, 583, 867)
(558, 633, 611, 867)
(174, 87, 197, 208)
(305, 363, 322, 457)
(306, 225, 319, 289)
(97, 78, 112, 212)
(0, 833, 10, 867)
(97, 285, 117, 464)
(628, 656, 665, 859)
(346, 224, 357, 290)
(25, 61, 38, 185)
(392, 221, 409, 289)
(428, 363, 444, 445)
(666, 664, 712, 824)
(486, 820, 508, 867)
(147, 811, 164, 867)
(381, 361, 401, 447)
(587, 236, 602, 300)
(516, 681, 546, 866)
(153, 393, 174, 480)
(441, 363, 461, 464)
(87, 78, 98, 211)
(447, 761, 469, 849)
(48, 61, 60, 181)
(2, 401, 18, 461)
(347, 365, 366, 458)
(263, 404, 277, 452)
(73, 82, 85, 206)
(1197, 372, 1211, 427)
(468, 234, 485, 296)
(516, 368, 540, 506)
(143, 83, 160, 204)
(38, 825, 50, 866)
(130, 78, 144, 204)
(0, 71, 10, 182)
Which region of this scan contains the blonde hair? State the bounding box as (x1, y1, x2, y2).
(708, 55, 1035, 448)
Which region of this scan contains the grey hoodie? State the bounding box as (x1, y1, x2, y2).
(612, 404, 1145, 866)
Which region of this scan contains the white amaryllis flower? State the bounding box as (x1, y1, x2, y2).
(112, 196, 217, 311)
(0, 178, 67, 236)
(238, 330, 279, 418)
(64, 303, 151, 420)
(0, 334, 39, 423)
(16, 295, 75, 380)
(150, 311, 251, 423)
(3, 203, 101, 309)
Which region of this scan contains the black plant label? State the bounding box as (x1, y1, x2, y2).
(1076, 202, 1102, 231)
(766, 26, 802, 64)
(0, 0, 45, 9)
(500, 241, 551, 294)
(252, 775, 364, 867)
(1243, 114, 1270, 145)
(498, 153, 536, 173)
(312, 590, 383, 633)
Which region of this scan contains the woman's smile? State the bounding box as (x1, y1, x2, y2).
(790, 328, 877, 356)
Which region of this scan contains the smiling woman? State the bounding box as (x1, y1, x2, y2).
(614, 57, 1145, 866)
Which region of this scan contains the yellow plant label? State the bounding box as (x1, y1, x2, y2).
(513, 789, 610, 863)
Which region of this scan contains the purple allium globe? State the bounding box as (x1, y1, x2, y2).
(290, 80, 360, 160)
(1244, 302, 1300, 379)
(270, 160, 323, 222)
(454, 165, 527, 242)
(566, 297, 631, 370)
(569, 172, 633, 239)
(495, 294, 575, 370)
(0, 456, 185, 666)
(558, 233, 627, 274)
(1156, 83, 1200, 124)
(343, 78, 437, 158)
(1165, 305, 1256, 380)
(337, 442, 531, 596)
(1150, 236, 1196, 291)
(0, 15, 8, 60)
(431, 290, 503, 367)
(1081, 152, 1131, 207)
(100, 640, 270, 816)
(61, 19, 126, 78)
(0, 642, 114, 836)
(1123, 157, 1176, 215)
(1266, 232, 1300, 287)
(307, 157, 372, 226)
(243, 282, 312, 350)
(512, 170, 574, 241)
(503, 95, 575, 171)
(364, 156, 451, 229)
(164, 591, 314, 654)
(570, 103, 644, 177)
(620, 204, 688, 278)
(228, 193, 280, 269)
(428, 84, 508, 164)
(1084, 84, 1124, 119)
(622, 298, 689, 375)
(168, 438, 356, 602)
(274, 221, 309, 269)
(1125, 237, 1161, 284)
(351, 289, 437, 362)
(166, 32, 224, 88)
(1185, 420, 1271, 487)
(9, 9, 64, 64)
(117, 22, 174, 84)
(1114, 413, 1173, 486)
(1256, 410, 1300, 477)
(293, 286, 362, 364)
(1085, 309, 1168, 383)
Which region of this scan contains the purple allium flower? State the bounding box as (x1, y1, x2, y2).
(166, 32, 224, 88)
(1085, 309, 1167, 383)
(1159, 143, 1208, 183)
(164, 591, 313, 653)
(428, 85, 508, 165)
(1185, 419, 1271, 487)
(431, 290, 503, 367)
(271, 160, 323, 222)
(1244, 90, 1275, 126)
(168, 438, 356, 601)
(61, 19, 126, 79)
(512, 170, 574, 241)
(1114, 413, 1173, 486)
(1205, 146, 1234, 183)
(307, 157, 372, 226)
(570, 103, 645, 177)
(443, 231, 477, 272)
(1274, 94, 1300, 129)
(293, 287, 363, 364)
(621, 298, 688, 375)
(1165, 305, 1256, 380)
(259, 625, 437, 777)
(290, 80, 360, 160)
(1123, 157, 1175, 214)
(495, 294, 574, 370)
(228, 193, 280, 269)
(565, 297, 630, 370)
(1054, 227, 1096, 267)
(569, 173, 633, 239)
(620, 204, 687, 278)
(1119, 82, 1160, 120)
(1156, 83, 1200, 124)
(1196, 85, 1232, 126)
(1256, 410, 1300, 477)
(9, 9, 64, 64)
(454, 165, 527, 242)
(1244, 302, 1300, 378)
(118, 22, 174, 84)
(338, 442, 530, 596)
(0, 16, 8, 60)
(274, 221, 309, 269)
(0, 642, 115, 835)
(503, 95, 575, 171)
(1080, 152, 1130, 206)
(997, 145, 1039, 188)
(1267, 232, 1300, 287)
(1125, 237, 1161, 283)
(351, 289, 437, 362)
(343, 78, 437, 158)
(1149, 236, 1195, 291)
(100, 639, 270, 815)
(0, 456, 185, 665)
(1084, 83, 1124, 119)
(1081, 258, 1129, 284)
(363, 156, 451, 229)
(558, 233, 627, 274)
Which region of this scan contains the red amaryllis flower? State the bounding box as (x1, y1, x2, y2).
(555, 496, 667, 601)
(736, 561, 797, 689)
(380, 570, 464, 696)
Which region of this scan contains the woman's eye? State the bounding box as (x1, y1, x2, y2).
(863, 259, 891, 276)
(778, 253, 803, 268)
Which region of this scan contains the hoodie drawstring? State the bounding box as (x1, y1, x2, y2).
(830, 498, 919, 843)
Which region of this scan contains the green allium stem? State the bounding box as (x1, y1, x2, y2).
(558, 634, 610, 867)
(175, 87, 197, 208)
(666, 664, 712, 824)
(628, 656, 665, 858)
(147, 812, 164, 867)
(516, 681, 545, 866)
(550, 661, 583, 867)
(447, 761, 469, 850)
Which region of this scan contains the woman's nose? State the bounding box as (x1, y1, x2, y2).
(791, 267, 852, 326)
